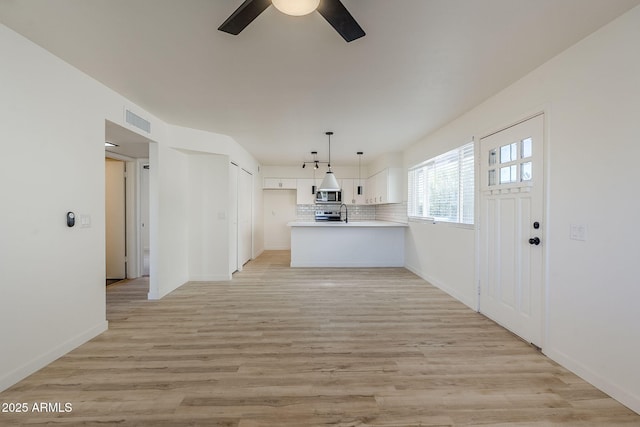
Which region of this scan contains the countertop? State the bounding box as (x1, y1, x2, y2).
(287, 220, 408, 227)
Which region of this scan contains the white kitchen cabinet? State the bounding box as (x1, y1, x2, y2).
(365, 176, 374, 205)
(365, 168, 402, 205)
(342, 178, 354, 205)
(376, 170, 389, 203)
(263, 178, 296, 190)
(296, 178, 318, 205)
(342, 178, 366, 205)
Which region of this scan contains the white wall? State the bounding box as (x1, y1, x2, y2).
(263, 190, 297, 250)
(404, 5, 640, 413)
(0, 23, 262, 391)
(367, 151, 403, 177)
(149, 144, 189, 299)
(404, 223, 476, 308)
(0, 23, 139, 390)
(165, 125, 263, 264)
(188, 154, 230, 281)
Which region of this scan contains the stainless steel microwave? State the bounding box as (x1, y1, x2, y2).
(316, 190, 342, 204)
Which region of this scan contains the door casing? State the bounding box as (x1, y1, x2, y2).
(477, 112, 548, 348)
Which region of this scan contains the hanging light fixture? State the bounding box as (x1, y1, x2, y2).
(272, 0, 320, 16)
(319, 131, 341, 191)
(357, 151, 364, 195)
(311, 151, 318, 194)
(301, 151, 325, 171)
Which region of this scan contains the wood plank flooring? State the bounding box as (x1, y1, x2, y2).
(1, 250, 638, 426)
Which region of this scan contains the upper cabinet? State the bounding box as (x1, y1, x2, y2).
(365, 168, 402, 205)
(342, 178, 366, 205)
(263, 178, 296, 190)
(296, 178, 318, 205)
(263, 169, 402, 205)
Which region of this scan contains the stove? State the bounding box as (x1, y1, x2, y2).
(314, 210, 341, 222)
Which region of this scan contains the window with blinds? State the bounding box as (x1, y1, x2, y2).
(408, 142, 474, 224)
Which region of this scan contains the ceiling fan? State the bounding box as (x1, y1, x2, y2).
(218, 0, 365, 42)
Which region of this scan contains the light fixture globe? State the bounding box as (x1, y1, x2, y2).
(272, 0, 320, 16)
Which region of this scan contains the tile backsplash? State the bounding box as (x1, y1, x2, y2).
(375, 202, 408, 223)
(296, 202, 407, 223)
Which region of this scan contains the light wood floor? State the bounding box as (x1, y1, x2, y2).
(1, 250, 638, 426)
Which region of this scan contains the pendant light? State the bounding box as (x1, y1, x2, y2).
(319, 132, 341, 191)
(357, 151, 364, 195)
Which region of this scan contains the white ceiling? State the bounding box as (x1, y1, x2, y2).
(1, 0, 639, 166)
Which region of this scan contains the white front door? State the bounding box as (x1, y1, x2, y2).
(479, 114, 544, 347)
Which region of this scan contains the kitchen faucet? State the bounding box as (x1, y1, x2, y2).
(340, 203, 348, 223)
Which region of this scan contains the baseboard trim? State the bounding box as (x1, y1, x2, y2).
(545, 347, 640, 415)
(291, 261, 404, 268)
(0, 321, 108, 392)
(189, 274, 232, 282)
(404, 262, 475, 310)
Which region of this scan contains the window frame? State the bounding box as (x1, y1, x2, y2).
(407, 141, 475, 225)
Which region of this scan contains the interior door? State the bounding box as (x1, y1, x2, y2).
(239, 168, 253, 266)
(140, 161, 150, 276)
(229, 163, 239, 274)
(479, 114, 544, 346)
(105, 158, 126, 280)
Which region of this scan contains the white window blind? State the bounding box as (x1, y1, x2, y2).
(408, 142, 474, 224)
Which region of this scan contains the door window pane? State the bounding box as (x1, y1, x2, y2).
(521, 137, 532, 159)
(488, 169, 496, 186)
(500, 165, 517, 184)
(489, 149, 497, 166)
(500, 142, 517, 163)
(521, 161, 532, 181)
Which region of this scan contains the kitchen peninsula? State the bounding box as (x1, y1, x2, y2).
(287, 221, 407, 267)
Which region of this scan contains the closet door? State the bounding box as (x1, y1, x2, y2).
(229, 163, 239, 274)
(239, 168, 253, 266)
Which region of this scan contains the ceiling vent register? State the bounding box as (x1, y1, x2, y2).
(125, 109, 151, 134)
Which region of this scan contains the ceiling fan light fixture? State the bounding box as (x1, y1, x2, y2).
(272, 0, 320, 16)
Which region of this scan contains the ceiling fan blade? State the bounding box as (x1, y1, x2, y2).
(218, 0, 272, 35)
(317, 0, 365, 42)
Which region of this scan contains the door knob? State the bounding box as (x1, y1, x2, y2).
(529, 237, 540, 245)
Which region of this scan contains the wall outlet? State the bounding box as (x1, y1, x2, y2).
(570, 224, 587, 241)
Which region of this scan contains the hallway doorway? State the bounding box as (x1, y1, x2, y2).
(105, 120, 153, 296)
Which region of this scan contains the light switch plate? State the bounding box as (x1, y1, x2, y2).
(80, 214, 91, 228)
(570, 224, 587, 241)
